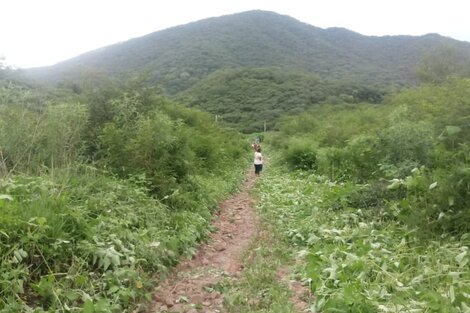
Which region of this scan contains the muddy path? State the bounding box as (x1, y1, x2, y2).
(149, 170, 260, 313)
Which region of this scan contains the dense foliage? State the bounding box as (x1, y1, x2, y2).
(177, 67, 385, 132)
(264, 77, 470, 310)
(3, 14, 470, 310)
(274, 78, 470, 235)
(22, 11, 470, 134)
(256, 160, 469, 312)
(0, 75, 249, 312)
(26, 11, 470, 96)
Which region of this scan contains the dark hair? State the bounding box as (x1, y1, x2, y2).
(256, 147, 262, 152)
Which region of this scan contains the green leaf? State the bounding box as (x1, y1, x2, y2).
(110, 254, 120, 267)
(0, 194, 13, 201)
(65, 290, 79, 301)
(455, 251, 467, 266)
(102, 258, 111, 271)
(108, 285, 120, 294)
(36, 217, 47, 226)
(83, 300, 94, 313)
(13, 249, 25, 262)
(446, 125, 462, 136)
(448, 196, 455, 206)
(387, 179, 402, 190)
(178, 295, 189, 303)
(95, 299, 109, 311)
(461, 302, 470, 311)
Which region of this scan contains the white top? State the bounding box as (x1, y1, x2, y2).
(254, 152, 263, 165)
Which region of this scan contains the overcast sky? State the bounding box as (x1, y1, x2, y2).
(1, 0, 469, 68)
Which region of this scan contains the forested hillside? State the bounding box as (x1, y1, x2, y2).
(177, 67, 385, 132)
(23, 11, 470, 132)
(2, 9, 470, 312)
(26, 10, 470, 94)
(29, 11, 470, 91)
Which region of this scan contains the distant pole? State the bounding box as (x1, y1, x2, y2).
(215, 115, 218, 123)
(263, 121, 266, 132)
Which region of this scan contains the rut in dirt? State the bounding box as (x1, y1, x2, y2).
(149, 170, 259, 313)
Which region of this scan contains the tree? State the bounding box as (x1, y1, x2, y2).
(415, 45, 461, 84)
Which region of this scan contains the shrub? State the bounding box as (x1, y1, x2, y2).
(317, 135, 380, 182)
(392, 165, 470, 236)
(347, 179, 404, 211)
(342, 135, 380, 181)
(378, 119, 434, 167)
(283, 138, 318, 170)
(432, 167, 470, 235)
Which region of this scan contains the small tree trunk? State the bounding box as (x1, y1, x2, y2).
(0, 149, 8, 177)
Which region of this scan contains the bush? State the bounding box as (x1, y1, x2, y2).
(343, 135, 380, 181)
(317, 135, 380, 182)
(283, 138, 318, 170)
(0, 79, 249, 312)
(93, 87, 248, 206)
(347, 179, 404, 211)
(392, 165, 470, 236)
(431, 167, 470, 235)
(378, 119, 434, 167)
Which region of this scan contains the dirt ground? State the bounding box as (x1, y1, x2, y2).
(149, 170, 259, 313)
(148, 168, 310, 312)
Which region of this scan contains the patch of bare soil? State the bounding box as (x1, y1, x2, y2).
(149, 170, 259, 313)
(276, 265, 312, 312)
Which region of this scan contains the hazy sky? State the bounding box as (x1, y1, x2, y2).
(1, 0, 469, 68)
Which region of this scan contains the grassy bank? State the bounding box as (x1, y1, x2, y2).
(0, 163, 247, 312)
(246, 153, 469, 312)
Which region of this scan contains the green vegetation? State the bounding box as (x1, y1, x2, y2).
(0, 74, 249, 312)
(177, 67, 385, 132)
(416, 45, 470, 84)
(274, 78, 470, 235)
(261, 77, 470, 311)
(24, 11, 470, 132)
(27, 11, 470, 93)
(3, 11, 470, 312)
(223, 226, 298, 312)
(253, 160, 469, 312)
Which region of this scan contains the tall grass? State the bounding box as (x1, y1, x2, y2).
(255, 153, 470, 312)
(0, 79, 250, 311)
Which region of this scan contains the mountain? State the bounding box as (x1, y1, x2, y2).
(24, 11, 470, 132)
(25, 10, 470, 93)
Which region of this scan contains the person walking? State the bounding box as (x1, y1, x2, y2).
(254, 147, 263, 176)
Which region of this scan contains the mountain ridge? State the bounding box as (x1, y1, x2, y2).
(25, 10, 470, 94)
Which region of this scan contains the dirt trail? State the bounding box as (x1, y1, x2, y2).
(149, 170, 259, 313)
